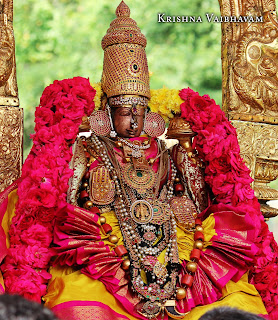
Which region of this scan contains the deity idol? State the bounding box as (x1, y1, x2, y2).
(0, 1, 277, 320)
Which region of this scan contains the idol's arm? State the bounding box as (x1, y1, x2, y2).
(167, 116, 209, 213)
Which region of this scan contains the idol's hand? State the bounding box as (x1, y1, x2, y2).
(92, 165, 110, 193)
(166, 115, 202, 166)
(90, 165, 115, 205)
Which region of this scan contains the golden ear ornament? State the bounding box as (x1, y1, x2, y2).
(143, 112, 166, 138)
(89, 110, 111, 137)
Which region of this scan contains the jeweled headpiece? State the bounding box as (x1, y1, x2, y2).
(101, 1, 151, 99)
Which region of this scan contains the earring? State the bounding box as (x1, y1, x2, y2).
(106, 104, 117, 138)
(143, 112, 166, 138)
(89, 110, 111, 136)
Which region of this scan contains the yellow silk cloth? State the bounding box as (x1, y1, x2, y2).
(0, 189, 18, 292)
(1, 189, 18, 248)
(0, 272, 4, 293)
(44, 267, 266, 320)
(43, 210, 267, 319)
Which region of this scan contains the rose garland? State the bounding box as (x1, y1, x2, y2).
(1, 77, 96, 302)
(179, 88, 278, 318)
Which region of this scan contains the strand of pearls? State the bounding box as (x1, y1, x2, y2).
(167, 158, 177, 201)
(90, 135, 204, 304)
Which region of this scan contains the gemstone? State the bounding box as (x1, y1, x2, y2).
(137, 171, 143, 177)
(143, 231, 156, 242)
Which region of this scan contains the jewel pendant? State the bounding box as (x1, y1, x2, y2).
(132, 149, 142, 158)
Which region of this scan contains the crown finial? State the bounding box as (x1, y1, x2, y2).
(116, 1, 130, 17)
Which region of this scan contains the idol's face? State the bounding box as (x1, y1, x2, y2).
(112, 106, 145, 138)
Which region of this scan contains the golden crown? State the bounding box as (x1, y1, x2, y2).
(101, 1, 150, 99)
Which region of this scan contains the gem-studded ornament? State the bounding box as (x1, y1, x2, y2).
(89, 135, 181, 319)
(121, 163, 156, 195)
(153, 261, 168, 280)
(130, 199, 153, 224)
(170, 195, 198, 229)
(89, 110, 111, 136)
(143, 231, 156, 242)
(151, 200, 171, 225)
(142, 255, 158, 272)
(141, 301, 161, 319)
(143, 112, 166, 138)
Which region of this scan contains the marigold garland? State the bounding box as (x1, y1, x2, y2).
(1, 77, 96, 302)
(91, 83, 183, 122)
(149, 87, 183, 121)
(91, 82, 103, 110)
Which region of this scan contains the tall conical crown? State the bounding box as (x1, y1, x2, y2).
(101, 1, 150, 99)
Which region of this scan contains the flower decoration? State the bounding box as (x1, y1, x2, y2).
(179, 88, 278, 318)
(1, 77, 96, 302)
(90, 83, 183, 122)
(91, 82, 103, 110)
(2, 80, 277, 319)
(149, 87, 183, 122)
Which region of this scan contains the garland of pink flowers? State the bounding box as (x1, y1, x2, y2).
(1, 77, 96, 302)
(179, 88, 278, 319)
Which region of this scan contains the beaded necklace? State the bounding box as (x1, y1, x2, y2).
(90, 134, 180, 317)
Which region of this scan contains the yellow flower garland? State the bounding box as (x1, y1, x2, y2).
(91, 82, 103, 110)
(149, 87, 183, 123)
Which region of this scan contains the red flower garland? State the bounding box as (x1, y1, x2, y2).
(179, 88, 278, 318)
(1, 77, 95, 302)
